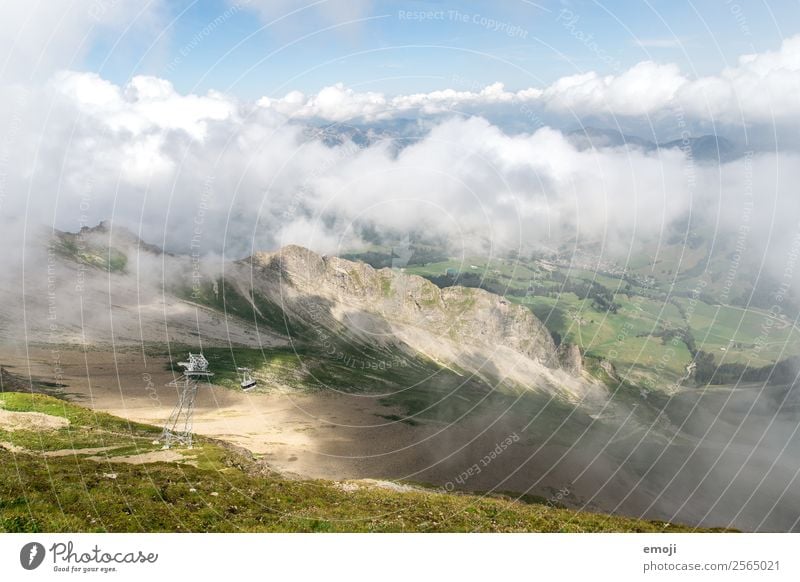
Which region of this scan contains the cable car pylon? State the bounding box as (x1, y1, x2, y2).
(161, 352, 213, 449)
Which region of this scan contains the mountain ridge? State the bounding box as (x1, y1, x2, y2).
(243, 244, 565, 370)
(567, 126, 740, 162)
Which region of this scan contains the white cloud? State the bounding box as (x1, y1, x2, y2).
(676, 35, 800, 121)
(258, 81, 544, 121)
(0, 0, 164, 82)
(1, 60, 798, 309)
(1, 20, 799, 284)
(53, 71, 238, 140)
(539, 61, 687, 116)
(258, 83, 388, 122)
(254, 34, 800, 123)
(0, 68, 722, 253)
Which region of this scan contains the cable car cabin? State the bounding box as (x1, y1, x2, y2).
(237, 367, 257, 390)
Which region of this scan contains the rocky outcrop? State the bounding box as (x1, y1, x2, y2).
(598, 359, 618, 381)
(247, 245, 562, 370)
(557, 343, 583, 375)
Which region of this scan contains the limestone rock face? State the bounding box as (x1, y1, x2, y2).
(247, 245, 564, 371)
(599, 359, 618, 381)
(557, 343, 583, 375)
(11, 225, 580, 382)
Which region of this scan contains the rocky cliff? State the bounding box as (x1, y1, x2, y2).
(244, 245, 564, 371)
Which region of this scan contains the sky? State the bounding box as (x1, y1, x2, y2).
(2, 0, 800, 272)
(24, 0, 800, 98)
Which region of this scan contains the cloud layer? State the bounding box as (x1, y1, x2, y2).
(256, 35, 800, 124)
(0, 0, 164, 83)
(0, 33, 798, 297)
(0, 64, 793, 269)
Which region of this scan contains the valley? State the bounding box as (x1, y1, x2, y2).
(2, 225, 799, 532)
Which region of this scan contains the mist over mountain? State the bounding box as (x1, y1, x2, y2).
(3, 224, 798, 531)
(3, 1, 800, 539)
(566, 127, 740, 163)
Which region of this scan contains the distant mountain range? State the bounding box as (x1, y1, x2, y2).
(302, 118, 432, 150)
(567, 126, 740, 162)
(302, 120, 741, 163)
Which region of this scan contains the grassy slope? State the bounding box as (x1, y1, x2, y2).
(0, 392, 712, 533)
(406, 255, 799, 384)
(176, 250, 794, 390)
(53, 232, 128, 273)
(407, 259, 694, 383)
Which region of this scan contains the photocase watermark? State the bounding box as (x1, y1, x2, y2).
(672, 106, 698, 190)
(726, 0, 752, 38)
(52, 541, 157, 574)
(87, 0, 122, 21)
(720, 151, 755, 304)
(74, 179, 95, 295)
(142, 373, 161, 406)
(442, 432, 520, 491)
(190, 175, 215, 300)
(46, 241, 58, 330)
(398, 10, 529, 39)
(556, 8, 623, 72)
(45, 239, 67, 385)
(20, 542, 46, 571)
(166, 1, 252, 74)
(519, 102, 546, 132)
(661, 279, 709, 391)
(304, 302, 410, 370)
(0, 87, 27, 215)
(749, 220, 800, 359)
(545, 485, 571, 508)
(19, 540, 158, 574)
(52, 349, 65, 391)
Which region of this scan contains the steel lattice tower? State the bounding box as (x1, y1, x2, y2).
(161, 353, 213, 449)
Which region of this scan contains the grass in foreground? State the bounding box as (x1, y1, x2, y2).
(0, 393, 721, 533)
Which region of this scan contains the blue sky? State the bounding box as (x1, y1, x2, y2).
(82, 0, 800, 99)
(4, 0, 800, 267)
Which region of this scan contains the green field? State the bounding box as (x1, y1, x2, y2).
(401, 252, 798, 387)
